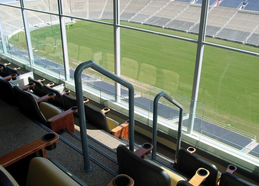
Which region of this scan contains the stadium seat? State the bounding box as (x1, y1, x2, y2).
(13, 86, 77, 133)
(219, 172, 257, 186)
(43, 84, 66, 108)
(0, 62, 20, 77)
(0, 78, 35, 105)
(62, 93, 89, 110)
(84, 103, 129, 139)
(28, 77, 46, 97)
(116, 144, 185, 186)
(174, 148, 219, 186)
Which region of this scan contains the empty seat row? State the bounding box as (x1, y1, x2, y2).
(116, 144, 258, 186)
(28, 77, 89, 110)
(0, 78, 77, 134)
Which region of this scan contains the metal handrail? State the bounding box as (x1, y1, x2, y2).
(152, 92, 183, 162)
(74, 60, 135, 173)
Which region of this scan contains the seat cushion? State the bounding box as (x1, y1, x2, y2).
(26, 157, 81, 186)
(39, 102, 62, 120)
(106, 117, 119, 131)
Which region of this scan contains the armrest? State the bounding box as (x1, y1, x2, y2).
(101, 107, 110, 114)
(36, 92, 56, 103)
(2, 73, 18, 81)
(0, 66, 3, 71)
(107, 174, 134, 186)
(189, 168, 210, 186)
(0, 133, 59, 168)
(47, 107, 77, 133)
(111, 120, 129, 139)
(14, 67, 20, 70)
(20, 82, 36, 90)
(134, 142, 153, 159)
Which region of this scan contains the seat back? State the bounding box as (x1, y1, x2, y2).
(219, 172, 257, 186)
(84, 104, 110, 132)
(0, 165, 19, 186)
(117, 145, 171, 186)
(26, 157, 83, 186)
(13, 86, 46, 124)
(43, 85, 64, 108)
(175, 148, 218, 186)
(39, 102, 62, 120)
(62, 94, 77, 110)
(0, 79, 16, 105)
(5, 66, 20, 76)
(28, 77, 45, 97)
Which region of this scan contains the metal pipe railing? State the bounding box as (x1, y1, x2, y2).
(74, 60, 135, 173)
(152, 92, 183, 162)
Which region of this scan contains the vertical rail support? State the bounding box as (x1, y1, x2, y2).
(152, 92, 183, 162)
(74, 60, 135, 172)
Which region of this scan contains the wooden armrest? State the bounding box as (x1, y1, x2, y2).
(14, 67, 20, 70)
(189, 168, 210, 186)
(111, 120, 129, 139)
(101, 107, 110, 114)
(3, 73, 18, 81)
(20, 82, 36, 90)
(47, 107, 77, 133)
(0, 133, 59, 168)
(187, 147, 196, 154)
(226, 164, 237, 174)
(134, 142, 153, 159)
(36, 93, 56, 103)
(46, 82, 55, 87)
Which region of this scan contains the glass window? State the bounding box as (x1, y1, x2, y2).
(200, 46, 259, 141)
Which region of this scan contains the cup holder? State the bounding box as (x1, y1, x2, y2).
(71, 106, 78, 111)
(42, 133, 57, 150)
(187, 147, 196, 154)
(142, 143, 152, 150)
(227, 165, 237, 173)
(48, 92, 55, 97)
(197, 168, 209, 177)
(113, 175, 131, 186)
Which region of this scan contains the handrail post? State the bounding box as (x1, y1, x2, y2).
(75, 60, 135, 173)
(152, 92, 183, 161)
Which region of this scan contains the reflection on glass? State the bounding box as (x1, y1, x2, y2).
(121, 28, 196, 98)
(65, 20, 113, 80)
(200, 46, 259, 140)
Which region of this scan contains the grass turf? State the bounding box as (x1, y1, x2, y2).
(10, 20, 259, 138)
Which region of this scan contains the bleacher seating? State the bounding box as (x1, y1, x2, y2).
(244, 0, 259, 12)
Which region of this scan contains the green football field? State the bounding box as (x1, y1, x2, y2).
(10, 20, 259, 138)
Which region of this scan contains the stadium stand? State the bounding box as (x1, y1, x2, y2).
(244, 0, 259, 12)
(219, 0, 246, 8)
